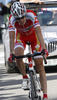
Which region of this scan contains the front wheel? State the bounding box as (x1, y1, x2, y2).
(29, 71, 42, 100)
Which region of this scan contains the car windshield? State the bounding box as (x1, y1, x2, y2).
(36, 7, 57, 26)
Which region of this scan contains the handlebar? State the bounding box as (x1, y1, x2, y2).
(12, 52, 47, 64)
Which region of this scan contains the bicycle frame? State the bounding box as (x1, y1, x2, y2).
(28, 55, 42, 99)
(27, 43, 42, 100)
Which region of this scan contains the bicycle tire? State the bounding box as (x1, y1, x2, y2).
(30, 71, 36, 99)
(29, 71, 41, 100)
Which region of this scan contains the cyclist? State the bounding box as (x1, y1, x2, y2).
(8, 2, 48, 100)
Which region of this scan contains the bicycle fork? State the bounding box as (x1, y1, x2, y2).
(28, 57, 41, 100)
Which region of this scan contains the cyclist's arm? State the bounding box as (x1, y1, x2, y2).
(9, 31, 15, 54)
(35, 26, 46, 50)
(31, 10, 46, 50)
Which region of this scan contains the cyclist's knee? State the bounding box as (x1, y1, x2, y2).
(16, 58, 23, 66)
(36, 64, 45, 74)
(35, 58, 45, 73)
(16, 58, 22, 62)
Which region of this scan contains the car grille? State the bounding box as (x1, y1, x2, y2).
(48, 41, 57, 53)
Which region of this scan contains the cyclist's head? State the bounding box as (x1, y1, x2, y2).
(11, 2, 26, 19)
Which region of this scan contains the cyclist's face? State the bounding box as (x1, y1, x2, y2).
(16, 16, 26, 25)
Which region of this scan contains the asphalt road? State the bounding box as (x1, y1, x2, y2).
(0, 41, 57, 100)
(0, 64, 57, 100)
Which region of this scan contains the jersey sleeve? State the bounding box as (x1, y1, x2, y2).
(9, 15, 15, 32)
(34, 13, 40, 28)
(27, 10, 40, 28)
(32, 10, 40, 28)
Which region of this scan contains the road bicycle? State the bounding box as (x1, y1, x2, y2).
(12, 41, 47, 100)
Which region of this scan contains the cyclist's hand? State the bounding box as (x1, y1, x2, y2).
(8, 54, 13, 63)
(41, 49, 49, 59)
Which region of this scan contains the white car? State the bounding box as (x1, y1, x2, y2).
(2, 1, 57, 72)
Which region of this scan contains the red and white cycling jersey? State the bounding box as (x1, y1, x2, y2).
(9, 9, 40, 36)
(9, 9, 41, 54)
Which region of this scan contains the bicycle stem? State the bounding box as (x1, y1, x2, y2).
(28, 57, 34, 71)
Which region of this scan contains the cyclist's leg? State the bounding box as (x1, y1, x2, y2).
(34, 58, 48, 100)
(14, 34, 27, 76)
(15, 47, 26, 75)
(34, 57, 47, 93)
(31, 34, 48, 99)
(14, 38, 30, 90)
